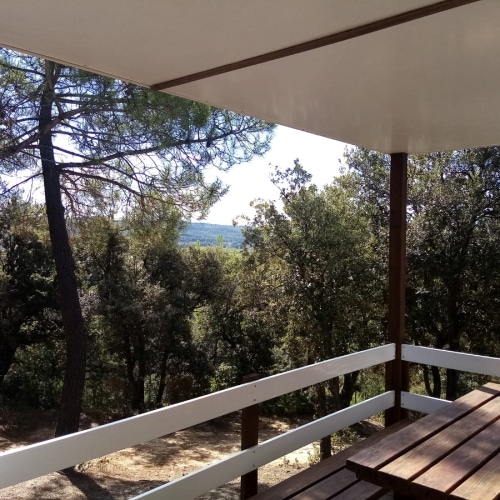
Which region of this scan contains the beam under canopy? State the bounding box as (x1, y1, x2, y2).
(152, 0, 480, 90)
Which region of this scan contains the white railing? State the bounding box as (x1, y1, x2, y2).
(0, 344, 395, 495)
(138, 392, 394, 499)
(402, 344, 500, 377)
(401, 345, 500, 414)
(401, 391, 451, 413)
(1, 342, 498, 499)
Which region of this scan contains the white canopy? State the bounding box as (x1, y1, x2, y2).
(1, 0, 498, 153)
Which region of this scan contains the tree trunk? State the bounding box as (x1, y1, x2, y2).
(0, 339, 17, 389)
(446, 322, 460, 400)
(446, 368, 459, 401)
(423, 365, 441, 398)
(124, 337, 137, 408)
(124, 334, 146, 412)
(445, 283, 461, 401)
(39, 63, 87, 437)
(135, 334, 146, 412)
(340, 372, 359, 409)
(155, 347, 169, 406)
(327, 376, 340, 410)
(445, 338, 461, 400)
(312, 384, 331, 460)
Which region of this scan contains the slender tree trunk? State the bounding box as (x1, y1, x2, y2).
(328, 376, 341, 411)
(339, 371, 359, 409)
(124, 337, 136, 407)
(446, 368, 459, 401)
(445, 284, 461, 401)
(423, 365, 441, 398)
(135, 335, 146, 412)
(124, 334, 146, 412)
(39, 62, 87, 437)
(155, 347, 169, 406)
(312, 384, 331, 460)
(0, 340, 17, 389)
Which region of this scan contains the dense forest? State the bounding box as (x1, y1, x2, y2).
(2, 150, 500, 454)
(1, 50, 500, 460)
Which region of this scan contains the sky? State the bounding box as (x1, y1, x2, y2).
(8, 124, 347, 225)
(202, 126, 348, 225)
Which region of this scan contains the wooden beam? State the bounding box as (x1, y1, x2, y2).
(152, 0, 481, 90)
(385, 153, 410, 426)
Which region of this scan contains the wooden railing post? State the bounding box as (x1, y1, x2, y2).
(241, 373, 260, 500)
(385, 152, 410, 426)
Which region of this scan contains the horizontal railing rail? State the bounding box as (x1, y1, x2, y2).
(401, 344, 500, 413)
(134, 392, 394, 499)
(0, 343, 395, 491)
(401, 391, 451, 413)
(402, 344, 500, 377)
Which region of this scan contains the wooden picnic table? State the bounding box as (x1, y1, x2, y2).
(346, 382, 500, 500)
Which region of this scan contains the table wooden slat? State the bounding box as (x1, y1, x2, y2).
(411, 418, 500, 497)
(329, 480, 388, 500)
(449, 450, 500, 500)
(292, 468, 356, 498)
(346, 384, 500, 476)
(380, 397, 500, 479)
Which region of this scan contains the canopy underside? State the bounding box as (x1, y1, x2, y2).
(1, 0, 498, 153)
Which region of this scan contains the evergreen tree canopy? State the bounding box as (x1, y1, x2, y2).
(0, 48, 274, 436)
(0, 49, 273, 219)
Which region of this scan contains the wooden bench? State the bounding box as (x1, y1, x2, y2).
(251, 420, 409, 499)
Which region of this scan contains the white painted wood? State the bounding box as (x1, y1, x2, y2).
(0, 345, 394, 489)
(401, 391, 451, 414)
(402, 345, 500, 377)
(254, 343, 394, 405)
(132, 392, 395, 500)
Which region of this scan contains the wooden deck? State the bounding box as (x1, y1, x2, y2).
(251, 420, 409, 499)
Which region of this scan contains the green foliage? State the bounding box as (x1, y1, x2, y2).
(243, 163, 384, 421)
(247, 163, 384, 358)
(354, 366, 385, 402)
(239, 162, 387, 456)
(330, 427, 359, 453)
(83, 313, 129, 413)
(344, 147, 500, 399)
(261, 391, 313, 417)
(75, 218, 223, 411)
(407, 150, 500, 398)
(209, 362, 239, 392)
(2, 341, 64, 409)
(3, 144, 500, 426)
(0, 197, 61, 391)
(307, 445, 321, 466)
(193, 246, 278, 388)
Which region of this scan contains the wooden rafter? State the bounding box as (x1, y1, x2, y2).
(152, 0, 481, 90)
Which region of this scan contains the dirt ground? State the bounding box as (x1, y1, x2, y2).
(0, 412, 323, 499)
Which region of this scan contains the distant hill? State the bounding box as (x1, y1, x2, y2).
(179, 223, 245, 248)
